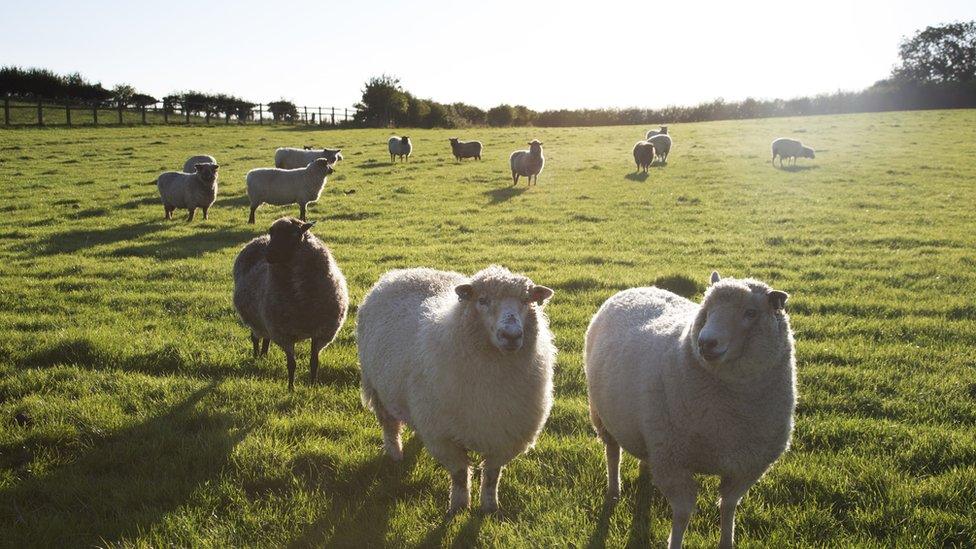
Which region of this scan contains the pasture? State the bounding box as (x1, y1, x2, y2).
(1, 110, 974, 547)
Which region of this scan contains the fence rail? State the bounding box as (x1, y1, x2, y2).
(1, 96, 357, 127)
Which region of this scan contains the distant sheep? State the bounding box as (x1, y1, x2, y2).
(275, 147, 342, 169)
(233, 217, 349, 390)
(156, 163, 219, 221)
(357, 265, 556, 514)
(449, 138, 483, 161)
(647, 134, 672, 163)
(182, 155, 216, 174)
(585, 271, 796, 548)
(645, 125, 669, 139)
(771, 138, 815, 167)
(510, 139, 545, 185)
(632, 141, 656, 173)
(388, 136, 412, 162)
(245, 158, 334, 224)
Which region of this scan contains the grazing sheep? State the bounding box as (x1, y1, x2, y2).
(233, 217, 348, 391)
(245, 158, 334, 224)
(156, 163, 219, 221)
(645, 125, 669, 139)
(449, 138, 483, 161)
(182, 155, 217, 174)
(648, 134, 672, 163)
(633, 141, 656, 173)
(585, 271, 795, 549)
(509, 140, 545, 186)
(388, 136, 412, 162)
(275, 147, 343, 169)
(357, 265, 556, 514)
(771, 138, 815, 167)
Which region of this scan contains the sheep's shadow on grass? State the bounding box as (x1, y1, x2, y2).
(32, 222, 166, 256)
(584, 499, 616, 549)
(0, 383, 250, 547)
(110, 226, 256, 260)
(119, 195, 160, 209)
(625, 172, 650, 182)
(360, 161, 396, 170)
(288, 437, 428, 548)
(484, 186, 528, 205)
(776, 164, 819, 172)
(214, 194, 251, 208)
(625, 463, 668, 548)
(652, 274, 702, 299)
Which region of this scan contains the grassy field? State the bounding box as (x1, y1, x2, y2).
(1, 110, 974, 547)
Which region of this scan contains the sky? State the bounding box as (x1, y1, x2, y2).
(3, 0, 975, 111)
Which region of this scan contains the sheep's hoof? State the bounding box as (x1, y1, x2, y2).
(446, 504, 468, 518)
(480, 504, 501, 517)
(385, 445, 403, 462)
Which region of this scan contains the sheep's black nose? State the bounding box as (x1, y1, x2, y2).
(698, 337, 718, 352)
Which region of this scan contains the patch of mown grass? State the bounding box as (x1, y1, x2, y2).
(0, 110, 974, 546)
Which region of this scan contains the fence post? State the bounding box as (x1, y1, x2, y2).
(163, 101, 168, 124)
(331, 106, 335, 125)
(344, 108, 348, 123)
(37, 100, 43, 126)
(3, 96, 9, 125)
(185, 103, 190, 124)
(141, 106, 146, 124)
(66, 103, 72, 127)
(93, 104, 98, 125)
(318, 107, 322, 126)
(258, 104, 263, 125)
(205, 109, 210, 124)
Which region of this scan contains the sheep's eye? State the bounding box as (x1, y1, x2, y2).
(744, 309, 758, 319)
(478, 297, 490, 306)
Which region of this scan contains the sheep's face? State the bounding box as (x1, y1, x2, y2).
(528, 140, 543, 154)
(194, 163, 219, 184)
(694, 271, 789, 366)
(802, 147, 816, 159)
(266, 217, 315, 264)
(449, 138, 459, 145)
(455, 267, 554, 353)
(401, 136, 410, 143)
(309, 158, 335, 174)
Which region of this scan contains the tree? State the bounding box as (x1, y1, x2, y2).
(513, 105, 535, 126)
(894, 21, 976, 82)
(267, 100, 298, 122)
(354, 74, 409, 127)
(487, 104, 515, 127)
(111, 84, 135, 108)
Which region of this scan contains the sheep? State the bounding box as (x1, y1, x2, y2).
(771, 138, 815, 167)
(647, 133, 672, 163)
(449, 138, 483, 161)
(233, 217, 348, 391)
(509, 139, 545, 186)
(633, 141, 656, 173)
(156, 163, 219, 221)
(388, 136, 412, 162)
(646, 125, 669, 139)
(182, 154, 217, 174)
(357, 265, 556, 514)
(585, 271, 795, 549)
(245, 158, 334, 224)
(275, 147, 343, 169)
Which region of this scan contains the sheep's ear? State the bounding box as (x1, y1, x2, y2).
(710, 271, 721, 284)
(194, 163, 206, 171)
(528, 285, 554, 305)
(768, 290, 789, 310)
(455, 284, 474, 301)
(300, 221, 316, 233)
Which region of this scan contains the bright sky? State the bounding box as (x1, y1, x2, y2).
(3, 0, 974, 111)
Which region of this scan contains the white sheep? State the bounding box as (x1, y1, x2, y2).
(771, 138, 815, 167)
(156, 163, 219, 221)
(388, 136, 412, 162)
(645, 125, 669, 139)
(275, 147, 342, 169)
(633, 140, 656, 173)
(182, 155, 216, 174)
(510, 139, 545, 185)
(233, 217, 348, 391)
(647, 133, 672, 163)
(449, 137, 483, 161)
(357, 265, 556, 514)
(245, 158, 334, 224)
(585, 271, 796, 549)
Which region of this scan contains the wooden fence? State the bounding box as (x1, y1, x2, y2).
(1, 96, 357, 127)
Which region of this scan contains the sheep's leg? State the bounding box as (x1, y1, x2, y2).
(248, 205, 257, 224)
(187, 208, 195, 221)
(592, 410, 621, 500)
(658, 471, 699, 549)
(428, 440, 471, 514)
(299, 202, 307, 222)
(372, 396, 404, 461)
(512, 173, 519, 186)
(309, 337, 325, 385)
(260, 338, 270, 356)
(281, 341, 297, 391)
(202, 206, 209, 220)
(718, 477, 754, 549)
(250, 334, 260, 358)
(479, 464, 503, 513)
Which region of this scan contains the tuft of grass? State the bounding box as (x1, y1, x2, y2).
(1, 110, 975, 546)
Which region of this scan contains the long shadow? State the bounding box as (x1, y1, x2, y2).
(777, 164, 818, 172)
(624, 172, 649, 182)
(585, 500, 616, 549)
(119, 195, 160, 209)
(33, 222, 166, 255)
(0, 383, 250, 547)
(484, 186, 528, 205)
(360, 161, 395, 170)
(111, 226, 256, 259)
(289, 437, 427, 547)
(214, 194, 251, 208)
(625, 463, 658, 548)
(449, 515, 484, 549)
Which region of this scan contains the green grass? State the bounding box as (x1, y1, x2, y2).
(1, 110, 975, 547)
